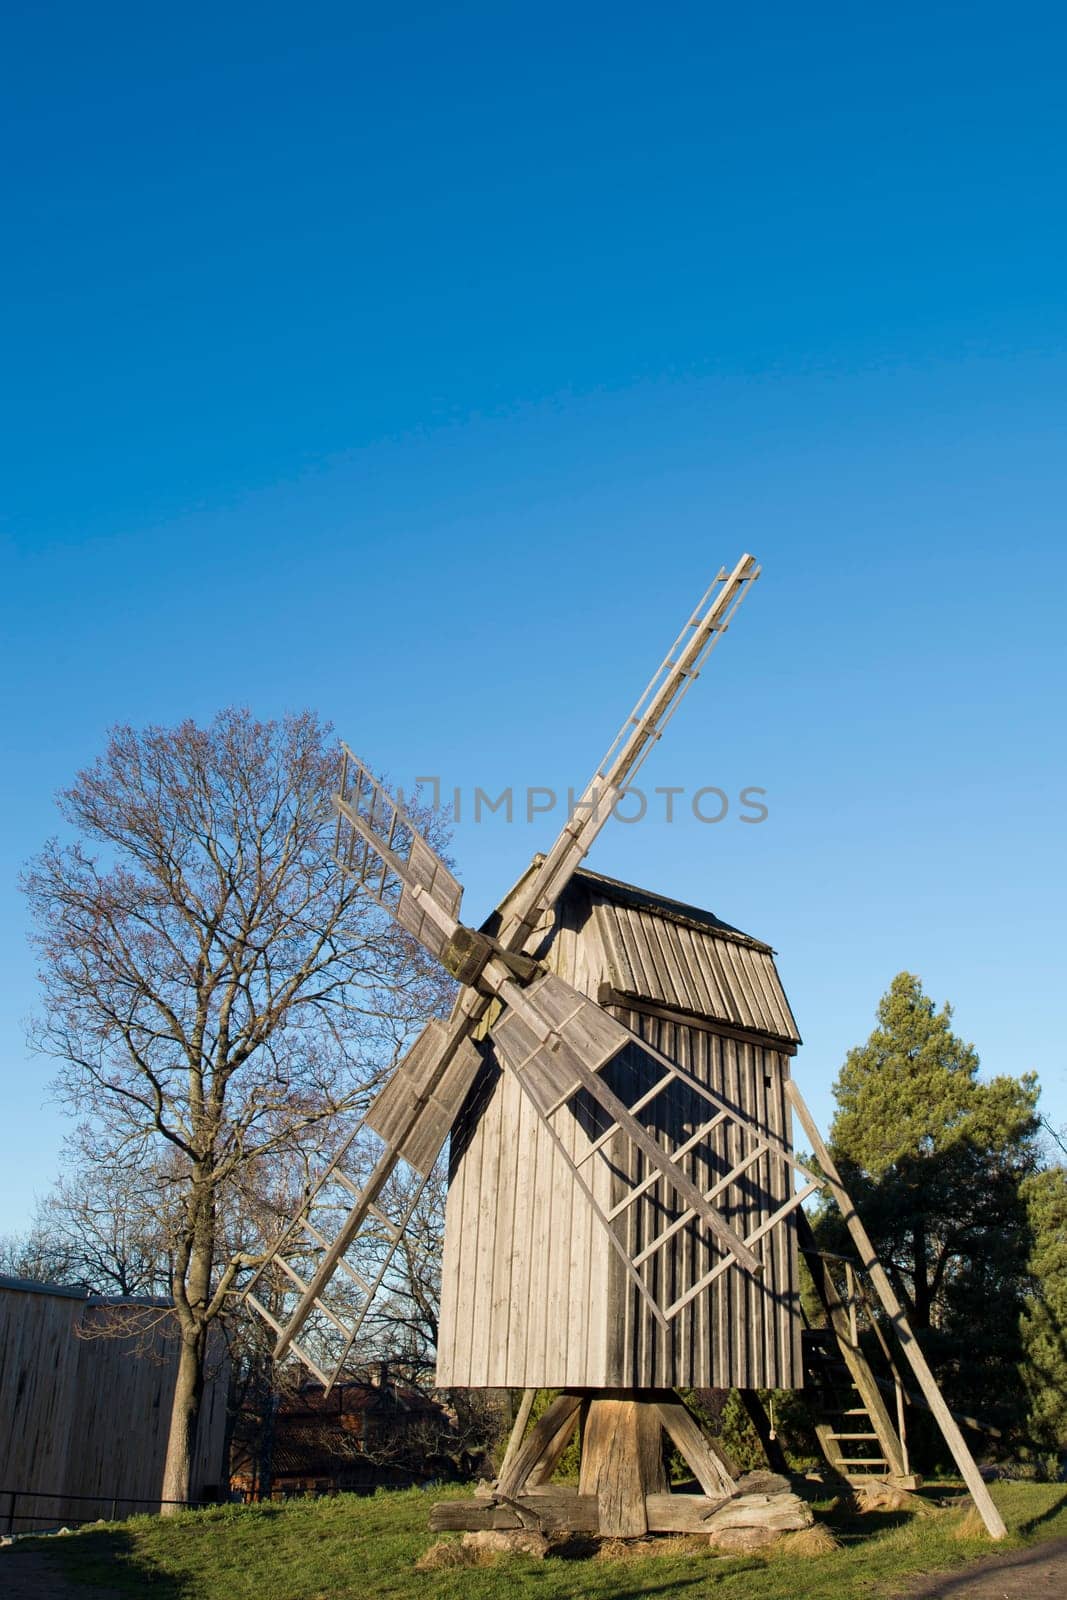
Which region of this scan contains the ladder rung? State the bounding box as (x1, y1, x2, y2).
(246, 1293, 283, 1337)
(837, 1458, 889, 1467)
(545, 1084, 586, 1118)
(572, 1114, 623, 1167)
(576, 1087, 728, 1182)
(605, 1110, 731, 1220)
(826, 1433, 880, 1441)
(273, 1264, 354, 1345)
(300, 1219, 382, 1297)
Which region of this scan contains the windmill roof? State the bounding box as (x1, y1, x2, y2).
(563, 867, 800, 1047)
(570, 866, 774, 952)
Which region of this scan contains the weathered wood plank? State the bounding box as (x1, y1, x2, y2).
(578, 1397, 665, 1536)
(496, 1393, 583, 1497)
(654, 1399, 737, 1497)
(644, 1492, 730, 1532)
(429, 1491, 600, 1533)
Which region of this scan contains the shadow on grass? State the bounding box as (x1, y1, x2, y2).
(41, 1525, 193, 1598)
(822, 1506, 915, 1547)
(581, 1575, 752, 1598)
(1018, 1489, 1067, 1536)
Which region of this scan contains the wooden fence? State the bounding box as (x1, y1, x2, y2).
(0, 1276, 227, 1530)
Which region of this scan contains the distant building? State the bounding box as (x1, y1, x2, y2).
(230, 1372, 458, 1499)
(0, 1275, 228, 1530)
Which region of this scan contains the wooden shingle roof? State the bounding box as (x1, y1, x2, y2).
(571, 867, 800, 1046)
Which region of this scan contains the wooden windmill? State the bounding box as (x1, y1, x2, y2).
(244, 556, 1006, 1542)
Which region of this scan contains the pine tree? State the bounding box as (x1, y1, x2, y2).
(1019, 1165, 1067, 1458)
(820, 972, 1040, 1430)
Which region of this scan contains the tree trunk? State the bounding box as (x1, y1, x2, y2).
(160, 1325, 207, 1512)
(161, 1196, 213, 1515)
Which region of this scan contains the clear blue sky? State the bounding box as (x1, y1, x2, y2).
(2, 3, 1065, 1232)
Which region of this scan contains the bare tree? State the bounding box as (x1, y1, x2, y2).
(15, 1131, 174, 1298)
(0, 1225, 84, 1285)
(22, 708, 452, 1508)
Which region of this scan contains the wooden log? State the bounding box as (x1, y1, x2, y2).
(785, 1080, 1008, 1542)
(578, 1398, 666, 1536)
(644, 1493, 731, 1533)
(703, 1490, 813, 1534)
(496, 1392, 583, 1497)
(429, 1491, 600, 1533)
(654, 1399, 737, 1498)
(644, 1488, 813, 1536)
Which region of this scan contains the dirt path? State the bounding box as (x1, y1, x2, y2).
(893, 1534, 1067, 1597)
(0, 1548, 122, 1600)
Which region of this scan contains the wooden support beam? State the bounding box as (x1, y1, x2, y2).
(785, 1080, 1007, 1541)
(578, 1398, 666, 1536)
(654, 1399, 737, 1498)
(739, 1390, 790, 1477)
(495, 1393, 583, 1498)
(494, 1389, 536, 1488)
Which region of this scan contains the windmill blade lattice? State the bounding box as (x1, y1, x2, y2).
(244, 1151, 439, 1392)
(334, 750, 463, 962)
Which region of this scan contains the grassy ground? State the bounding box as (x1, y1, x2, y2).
(27, 1480, 1067, 1600)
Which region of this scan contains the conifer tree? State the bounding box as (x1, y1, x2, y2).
(822, 972, 1040, 1428)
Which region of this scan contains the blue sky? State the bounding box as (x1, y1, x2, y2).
(2, 2, 1065, 1231)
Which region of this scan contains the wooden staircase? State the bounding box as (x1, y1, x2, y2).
(802, 1329, 916, 1485)
(798, 1213, 919, 1489)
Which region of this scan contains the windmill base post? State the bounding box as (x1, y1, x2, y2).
(429, 1389, 813, 1541)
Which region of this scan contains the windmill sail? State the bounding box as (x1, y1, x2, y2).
(242, 557, 774, 1378)
(489, 970, 822, 1321)
(334, 748, 463, 960)
(499, 554, 760, 948)
(244, 1152, 438, 1392)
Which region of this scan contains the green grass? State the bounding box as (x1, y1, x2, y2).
(27, 1480, 1067, 1600)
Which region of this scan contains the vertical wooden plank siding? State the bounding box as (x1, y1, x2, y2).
(435, 873, 802, 1390)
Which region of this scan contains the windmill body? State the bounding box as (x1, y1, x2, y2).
(243, 554, 1008, 1542)
(437, 867, 804, 1391)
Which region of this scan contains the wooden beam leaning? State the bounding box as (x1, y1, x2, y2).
(495, 1393, 584, 1498)
(653, 1398, 737, 1498)
(494, 1390, 537, 1489)
(784, 1079, 1007, 1540)
(498, 555, 760, 949)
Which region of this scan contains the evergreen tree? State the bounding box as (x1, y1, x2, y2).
(1019, 1164, 1067, 1458)
(820, 972, 1040, 1431)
